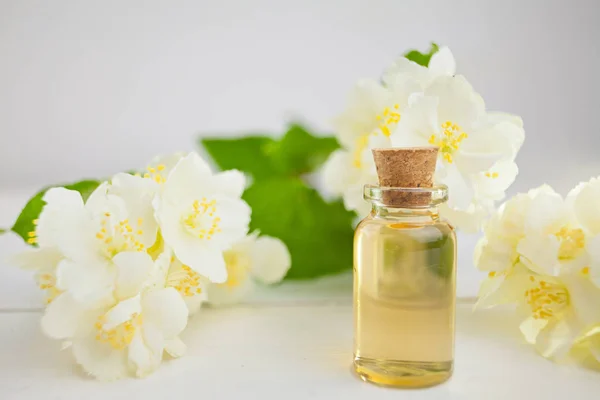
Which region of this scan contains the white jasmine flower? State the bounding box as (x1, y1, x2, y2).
(575, 324, 600, 364)
(568, 176, 600, 288)
(153, 153, 251, 283)
(324, 49, 449, 212)
(322, 149, 375, 216)
(109, 174, 159, 249)
(324, 80, 407, 215)
(323, 47, 523, 231)
(475, 190, 536, 307)
(42, 285, 189, 380)
(12, 186, 97, 304)
(207, 234, 291, 306)
(145, 153, 186, 180)
(476, 183, 600, 363)
(516, 269, 600, 361)
(382, 46, 456, 89)
(39, 183, 161, 306)
(12, 246, 63, 303)
(390, 76, 524, 230)
(516, 186, 587, 278)
(570, 176, 600, 236)
(11, 150, 258, 381)
(108, 153, 190, 243)
(10, 187, 80, 303)
(151, 247, 209, 315)
(14, 183, 156, 306)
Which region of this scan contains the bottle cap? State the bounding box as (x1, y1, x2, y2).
(371, 147, 439, 207)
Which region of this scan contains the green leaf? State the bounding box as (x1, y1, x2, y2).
(404, 42, 439, 67)
(201, 123, 350, 280)
(270, 124, 339, 176)
(201, 124, 339, 179)
(11, 180, 101, 244)
(201, 136, 278, 181)
(0, 228, 6, 235)
(243, 177, 355, 279)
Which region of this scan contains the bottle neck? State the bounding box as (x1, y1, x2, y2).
(370, 203, 441, 223)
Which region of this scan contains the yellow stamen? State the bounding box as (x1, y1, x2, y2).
(582, 266, 590, 275)
(429, 121, 468, 164)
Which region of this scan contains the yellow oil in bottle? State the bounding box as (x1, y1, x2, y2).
(353, 217, 456, 388)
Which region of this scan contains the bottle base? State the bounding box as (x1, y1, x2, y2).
(353, 356, 453, 388)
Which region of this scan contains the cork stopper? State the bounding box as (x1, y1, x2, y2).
(372, 147, 439, 207)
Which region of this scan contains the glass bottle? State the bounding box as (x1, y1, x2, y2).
(353, 184, 457, 388)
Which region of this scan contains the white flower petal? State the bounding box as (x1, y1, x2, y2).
(38, 188, 97, 257)
(185, 294, 207, 315)
(343, 183, 371, 217)
(519, 316, 548, 344)
(162, 153, 213, 205)
(11, 247, 62, 272)
(437, 162, 473, 210)
(563, 273, 600, 326)
(386, 76, 422, 109)
(585, 235, 600, 288)
(321, 150, 359, 197)
(213, 170, 246, 198)
(428, 46, 456, 77)
(495, 192, 532, 236)
(439, 202, 487, 233)
(382, 58, 430, 89)
(475, 264, 531, 309)
(172, 235, 227, 283)
(55, 259, 116, 307)
(140, 323, 165, 365)
(517, 235, 561, 276)
(474, 236, 516, 272)
(208, 278, 256, 306)
(112, 251, 155, 300)
(249, 236, 291, 284)
(164, 337, 187, 358)
(473, 160, 519, 201)
(155, 197, 229, 282)
(149, 247, 172, 289)
(110, 173, 159, 248)
(142, 288, 189, 338)
(390, 94, 439, 146)
(464, 120, 524, 161)
(485, 112, 524, 128)
(84, 182, 111, 214)
(147, 153, 186, 176)
(454, 150, 503, 175)
(535, 311, 582, 361)
(72, 336, 128, 381)
(333, 79, 391, 149)
(211, 197, 251, 248)
(475, 275, 508, 309)
(128, 331, 161, 378)
(569, 177, 600, 235)
(41, 293, 89, 339)
(525, 188, 569, 234)
(102, 296, 142, 330)
(425, 75, 484, 129)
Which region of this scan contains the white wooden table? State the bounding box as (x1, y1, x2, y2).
(1, 190, 599, 399)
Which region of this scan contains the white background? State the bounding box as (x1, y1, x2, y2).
(1, 0, 599, 194)
(1, 0, 600, 298)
